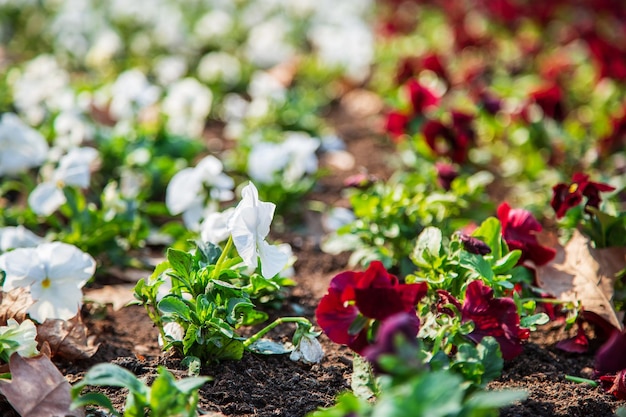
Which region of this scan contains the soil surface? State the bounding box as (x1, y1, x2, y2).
(0, 98, 622, 416)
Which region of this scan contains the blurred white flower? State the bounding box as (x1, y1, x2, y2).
(248, 71, 287, 102)
(28, 147, 99, 216)
(85, 29, 122, 68)
(248, 132, 320, 186)
(158, 321, 185, 347)
(289, 334, 324, 364)
(0, 226, 44, 253)
(108, 69, 161, 121)
(0, 242, 96, 323)
(194, 9, 234, 43)
(0, 319, 39, 359)
(227, 182, 288, 279)
(200, 207, 235, 245)
(53, 110, 94, 150)
(322, 207, 356, 233)
(165, 155, 234, 230)
(154, 55, 188, 86)
(197, 52, 241, 86)
(162, 78, 213, 138)
(245, 17, 295, 68)
(0, 113, 49, 176)
(11, 55, 70, 125)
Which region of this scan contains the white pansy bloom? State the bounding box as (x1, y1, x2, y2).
(28, 147, 99, 216)
(289, 334, 324, 364)
(154, 55, 188, 86)
(165, 155, 234, 230)
(194, 9, 234, 43)
(11, 55, 70, 125)
(227, 182, 288, 279)
(0, 113, 49, 176)
(158, 321, 186, 347)
(108, 69, 161, 121)
(322, 207, 356, 232)
(245, 17, 295, 68)
(162, 78, 213, 138)
(0, 319, 39, 358)
(0, 226, 44, 253)
(200, 207, 235, 245)
(0, 242, 96, 323)
(85, 29, 122, 69)
(248, 71, 287, 102)
(247, 133, 320, 186)
(197, 52, 241, 86)
(53, 110, 94, 150)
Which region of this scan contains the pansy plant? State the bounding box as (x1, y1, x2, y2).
(135, 182, 320, 363)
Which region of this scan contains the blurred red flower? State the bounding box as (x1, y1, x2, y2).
(551, 173, 615, 218)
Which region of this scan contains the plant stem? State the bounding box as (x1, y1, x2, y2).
(564, 375, 599, 387)
(243, 317, 310, 348)
(211, 236, 233, 279)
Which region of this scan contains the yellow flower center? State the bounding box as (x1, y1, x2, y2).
(41, 277, 51, 289)
(568, 183, 578, 193)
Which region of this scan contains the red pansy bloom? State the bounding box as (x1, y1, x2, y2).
(384, 110, 410, 141)
(395, 53, 448, 85)
(497, 202, 556, 266)
(462, 280, 529, 360)
(422, 111, 475, 164)
(435, 162, 458, 191)
(362, 312, 421, 372)
(529, 83, 566, 122)
(406, 78, 439, 115)
(315, 261, 428, 354)
(584, 32, 626, 82)
(551, 173, 615, 219)
(599, 106, 626, 155)
(556, 324, 589, 354)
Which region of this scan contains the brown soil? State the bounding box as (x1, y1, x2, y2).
(0, 99, 622, 416)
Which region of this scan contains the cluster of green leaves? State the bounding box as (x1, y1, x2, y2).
(310, 336, 525, 417)
(71, 363, 209, 417)
(323, 167, 493, 273)
(134, 240, 307, 363)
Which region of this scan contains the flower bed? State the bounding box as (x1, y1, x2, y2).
(0, 1, 625, 416)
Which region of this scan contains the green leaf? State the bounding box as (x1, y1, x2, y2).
(411, 226, 442, 268)
(71, 363, 148, 401)
(246, 338, 291, 355)
(71, 392, 121, 417)
(492, 250, 522, 274)
(520, 313, 549, 330)
(473, 217, 503, 260)
(476, 336, 504, 385)
(174, 375, 211, 394)
(194, 240, 222, 266)
(158, 296, 192, 321)
(459, 252, 494, 281)
(351, 354, 378, 401)
(464, 389, 527, 410)
(167, 248, 193, 279)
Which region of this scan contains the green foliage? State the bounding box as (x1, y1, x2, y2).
(71, 363, 210, 417)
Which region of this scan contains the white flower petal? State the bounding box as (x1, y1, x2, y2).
(257, 240, 288, 279)
(0, 247, 45, 290)
(36, 242, 95, 286)
(28, 280, 84, 322)
(56, 147, 98, 187)
(0, 226, 44, 252)
(165, 167, 202, 215)
(290, 335, 324, 364)
(28, 182, 66, 216)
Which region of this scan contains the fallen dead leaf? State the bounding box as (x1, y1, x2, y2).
(0, 289, 33, 324)
(84, 284, 136, 311)
(0, 352, 85, 417)
(536, 230, 626, 331)
(36, 316, 99, 361)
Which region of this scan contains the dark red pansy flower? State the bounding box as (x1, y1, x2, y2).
(384, 110, 410, 141)
(529, 83, 566, 122)
(497, 202, 556, 266)
(315, 261, 428, 354)
(600, 371, 626, 400)
(422, 111, 475, 164)
(458, 233, 492, 255)
(435, 162, 458, 191)
(436, 289, 462, 317)
(395, 53, 448, 85)
(462, 280, 528, 360)
(595, 329, 626, 376)
(406, 78, 439, 116)
(362, 312, 421, 372)
(556, 324, 589, 353)
(584, 32, 626, 82)
(599, 106, 626, 155)
(551, 173, 615, 218)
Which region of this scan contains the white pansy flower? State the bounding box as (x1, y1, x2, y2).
(245, 17, 295, 68)
(158, 321, 185, 347)
(28, 147, 99, 216)
(289, 334, 324, 364)
(227, 182, 288, 279)
(154, 55, 188, 86)
(0, 226, 44, 253)
(108, 69, 161, 121)
(197, 52, 241, 86)
(248, 133, 320, 186)
(0, 242, 96, 323)
(161, 78, 213, 138)
(200, 207, 235, 245)
(194, 9, 234, 43)
(165, 155, 234, 230)
(0, 319, 39, 359)
(0, 113, 49, 176)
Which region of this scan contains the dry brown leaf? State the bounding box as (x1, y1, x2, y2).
(36, 317, 99, 361)
(84, 284, 136, 311)
(0, 289, 33, 325)
(536, 229, 626, 331)
(0, 352, 85, 417)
